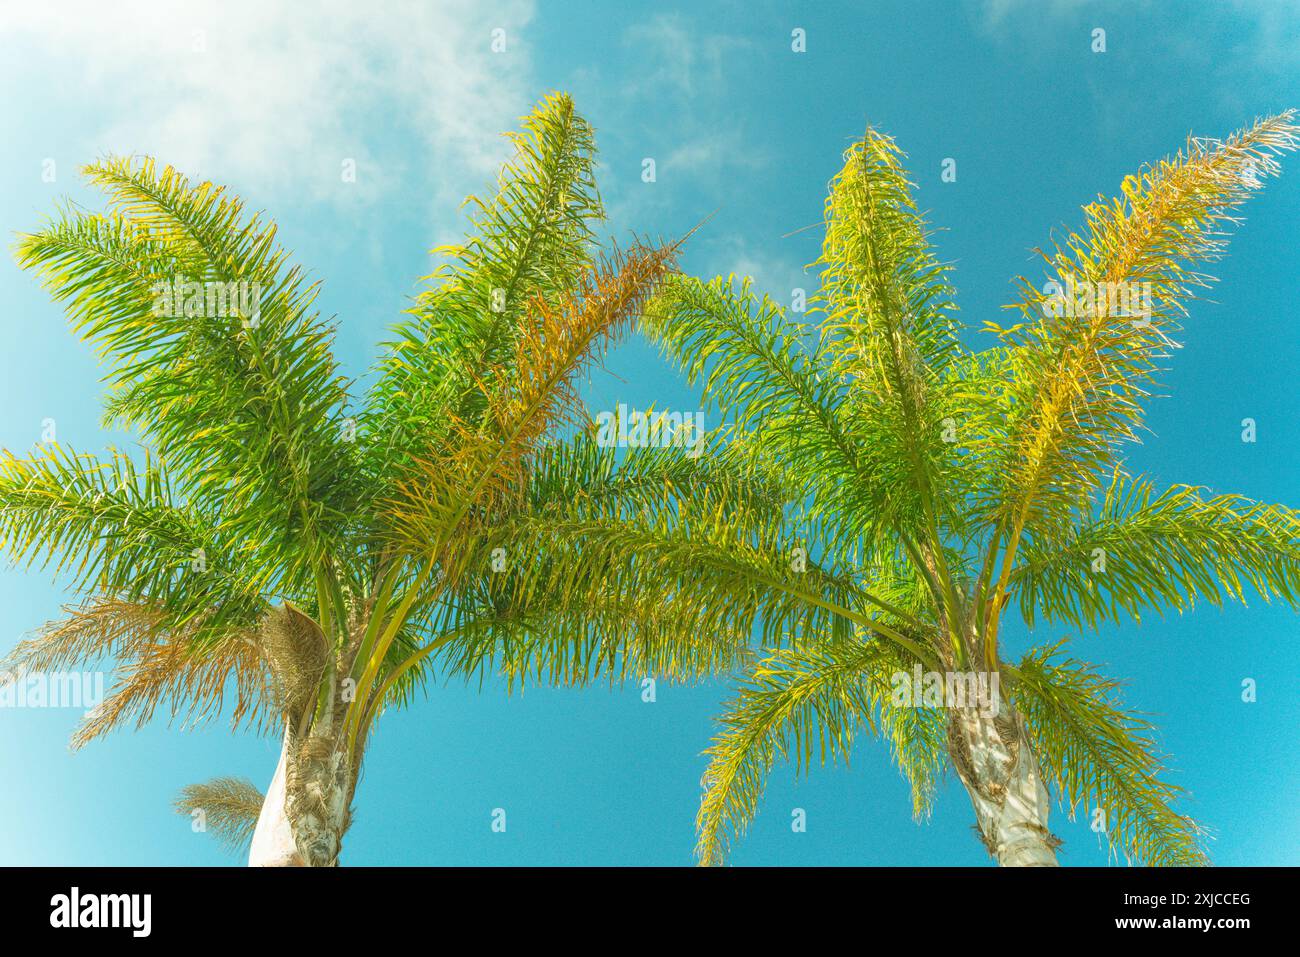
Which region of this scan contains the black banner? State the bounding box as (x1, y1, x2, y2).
(0, 866, 1289, 943)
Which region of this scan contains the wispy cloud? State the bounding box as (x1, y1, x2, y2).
(665, 129, 766, 177)
(2, 0, 537, 214)
(703, 235, 810, 303)
(970, 0, 1092, 32)
(596, 13, 768, 235)
(621, 13, 753, 100)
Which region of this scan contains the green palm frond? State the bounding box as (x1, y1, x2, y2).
(377, 240, 679, 566)
(521, 427, 788, 528)
(983, 112, 1299, 546)
(365, 92, 603, 490)
(1013, 472, 1300, 629)
(816, 129, 964, 547)
(435, 432, 788, 687)
(497, 507, 933, 659)
(646, 274, 902, 557)
(867, 638, 948, 820)
(437, 586, 755, 692)
(696, 638, 941, 866)
(15, 159, 358, 594)
(1010, 643, 1208, 866)
(817, 127, 962, 377)
(0, 447, 266, 639)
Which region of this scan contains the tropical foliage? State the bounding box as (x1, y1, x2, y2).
(0, 93, 774, 864)
(4, 93, 1295, 869)
(645, 111, 1300, 866)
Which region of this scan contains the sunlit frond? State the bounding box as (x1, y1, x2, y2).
(0, 447, 266, 639)
(983, 112, 1299, 543)
(816, 127, 968, 560)
(1013, 472, 1300, 629)
(696, 640, 921, 866)
(365, 92, 603, 491)
(15, 157, 358, 593)
(379, 240, 679, 568)
(1010, 643, 1208, 866)
(646, 274, 902, 555)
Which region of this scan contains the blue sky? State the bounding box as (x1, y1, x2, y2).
(0, 0, 1297, 865)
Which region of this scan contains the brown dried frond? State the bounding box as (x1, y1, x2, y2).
(72, 621, 273, 749)
(261, 603, 328, 715)
(2, 597, 277, 748)
(173, 776, 265, 853)
(0, 599, 162, 678)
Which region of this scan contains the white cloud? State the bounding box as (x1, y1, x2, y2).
(2, 0, 537, 214)
(971, 0, 1091, 31)
(622, 13, 753, 101)
(595, 14, 767, 236)
(665, 129, 765, 176)
(706, 236, 809, 302)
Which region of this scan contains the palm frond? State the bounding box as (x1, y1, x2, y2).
(15, 158, 357, 594)
(379, 240, 679, 567)
(364, 92, 603, 491)
(816, 127, 968, 561)
(1013, 472, 1300, 628)
(984, 112, 1299, 543)
(0, 447, 266, 639)
(1, 598, 274, 749)
(1010, 643, 1208, 866)
(696, 640, 904, 866)
(73, 623, 271, 748)
(174, 776, 265, 854)
(646, 274, 903, 556)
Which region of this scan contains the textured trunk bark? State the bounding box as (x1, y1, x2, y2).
(248, 731, 304, 866)
(950, 705, 1060, 866)
(247, 728, 353, 866)
(285, 733, 353, 867)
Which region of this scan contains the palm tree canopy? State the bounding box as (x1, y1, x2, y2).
(647, 111, 1300, 866)
(0, 93, 798, 776)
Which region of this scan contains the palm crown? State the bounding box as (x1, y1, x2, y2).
(647, 111, 1300, 866)
(0, 94, 701, 864)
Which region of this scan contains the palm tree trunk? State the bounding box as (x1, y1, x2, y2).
(950, 705, 1060, 866)
(248, 731, 303, 866)
(284, 732, 353, 867)
(247, 728, 354, 867)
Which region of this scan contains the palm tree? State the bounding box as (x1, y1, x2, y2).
(0, 93, 710, 865)
(644, 111, 1300, 866)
